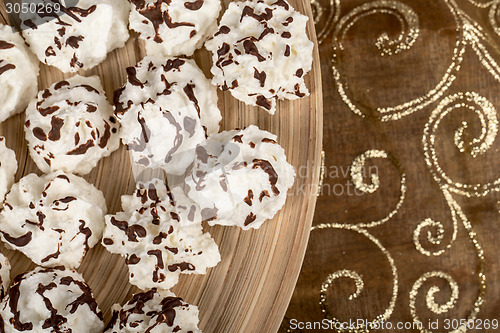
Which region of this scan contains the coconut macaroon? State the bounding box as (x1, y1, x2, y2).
(0, 266, 104, 332)
(0, 24, 39, 122)
(0, 171, 107, 268)
(183, 125, 295, 230)
(129, 0, 221, 57)
(102, 178, 220, 290)
(0, 252, 10, 300)
(105, 288, 201, 333)
(20, 0, 130, 73)
(25, 75, 120, 175)
(0, 137, 17, 203)
(114, 56, 221, 175)
(205, 0, 313, 114)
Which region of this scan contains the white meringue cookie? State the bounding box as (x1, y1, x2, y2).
(102, 178, 220, 290)
(129, 0, 221, 57)
(114, 56, 221, 175)
(183, 125, 295, 229)
(25, 75, 120, 175)
(0, 171, 107, 268)
(0, 266, 104, 332)
(205, 0, 313, 114)
(20, 0, 130, 72)
(0, 24, 39, 122)
(105, 288, 201, 333)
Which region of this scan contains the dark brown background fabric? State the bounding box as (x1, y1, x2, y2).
(281, 0, 500, 332)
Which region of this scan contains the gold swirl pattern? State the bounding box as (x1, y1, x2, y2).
(332, 0, 465, 121)
(310, 0, 340, 44)
(410, 272, 460, 323)
(468, 0, 496, 8)
(320, 270, 364, 304)
(312, 223, 398, 333)
(413, 216, 454, 257)
(283, 1, 498, 332)
(332, 0, 419, 56)
(408, 89, 489, 329)
(349, 150, 406, 228)
(409, 178, 486, 332)
(462, 13, 500, 84)
(423, 92, 500, 197)
(413, 191, 486, 332)
(488, 1, 500, 35)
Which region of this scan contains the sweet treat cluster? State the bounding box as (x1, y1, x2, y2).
(102, 179, 220, 290)
(114, 56, 221, 175)
(0, 0, 311, 330)
(183, 125, 296, 229)
(0, 172, 107, 268)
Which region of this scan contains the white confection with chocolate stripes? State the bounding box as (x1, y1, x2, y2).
(0, 24, 39, 122)
(0, 171, 107, 268)
(25, 75, 120, 175)
(205, 0, 313, 114)
(105, 288, 201, 333)
(102, 178, 220, 290)
(20, 0, 130, 73)
(0, 266, 104, 332)
(183, 125, 295, 230)
(114, 56, 221, 175)
(130, 0, 221, 57)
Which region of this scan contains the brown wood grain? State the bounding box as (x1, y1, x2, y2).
(0, 1, 323, 332)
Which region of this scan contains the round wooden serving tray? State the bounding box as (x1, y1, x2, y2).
(0, 1, 322, 331)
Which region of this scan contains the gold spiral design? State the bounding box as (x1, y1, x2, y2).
(320, 269, 364, 306)
(413, 189, 460, 257)
(410, 271, 460, 330)
(468, 0, 496, 8)
(348, 150, 406, 228)
(423, 91, 500, 197)
(332, 0, 465, 121)
(279, 1, 498, 332)
(312, 223, 398, 333)
(488, 1, 500, 35)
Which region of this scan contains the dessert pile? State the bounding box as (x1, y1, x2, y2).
(0, 0, 312, 330)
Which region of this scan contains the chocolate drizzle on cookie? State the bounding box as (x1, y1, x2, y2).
(1, 268, 103, 332)
(132, 0, 194, 43)
(208, 0, 310, 112)
(105, 289, 197, 331)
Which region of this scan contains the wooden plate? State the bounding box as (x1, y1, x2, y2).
(0, 1, 322, 331)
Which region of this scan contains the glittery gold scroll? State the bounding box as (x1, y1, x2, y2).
(281, 0, 500, 332)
